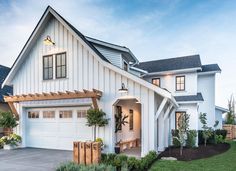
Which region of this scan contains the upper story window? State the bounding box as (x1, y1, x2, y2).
(176, 76, 185, 91)
(56, 53, 67, 78)
(43, 55, 53, 80)
(152, 78, 160, 87)
(123, 61, 128, 71)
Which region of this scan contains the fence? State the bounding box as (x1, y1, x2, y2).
(223, 124, 236, 140)
(73, 141, 101, 165)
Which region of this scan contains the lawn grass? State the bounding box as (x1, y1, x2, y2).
(150, 141, 236, 171)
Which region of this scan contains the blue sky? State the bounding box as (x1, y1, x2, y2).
(0, 0, 235, 107)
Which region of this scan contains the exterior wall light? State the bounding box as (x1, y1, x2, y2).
(43, 35, 55, 45)
(118, 83, 128, 93)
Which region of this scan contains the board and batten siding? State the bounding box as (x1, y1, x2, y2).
(11, 16, 157, 155)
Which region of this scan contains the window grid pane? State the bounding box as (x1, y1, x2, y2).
(43, 111, 55, 118)
(43, 55, 53, 80)
(56, 53, 67, 78)
(176, 76, 185, 91)
(59, 111, 72, 118)
(28, 111, 39, 119)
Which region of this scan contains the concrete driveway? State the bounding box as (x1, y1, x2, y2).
(0, 148, 72, 171)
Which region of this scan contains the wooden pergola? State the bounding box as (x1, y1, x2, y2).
(4, 89, 102, 119)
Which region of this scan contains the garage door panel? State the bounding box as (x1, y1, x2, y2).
(26, 107, 91, 150)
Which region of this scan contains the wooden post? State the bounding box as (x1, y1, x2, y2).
(92, 142, 101, 164)
(79, 142, 86, 165)
(85, 142, 92, 165)
(73, 142, 80, 164)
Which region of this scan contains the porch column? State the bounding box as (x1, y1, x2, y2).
(158, 111, 165, 151)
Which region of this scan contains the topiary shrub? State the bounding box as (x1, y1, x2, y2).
(186, 130, 197, 148)
(127, 157, 140, 171)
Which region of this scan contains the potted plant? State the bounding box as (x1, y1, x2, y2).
(95, 137, 105, 150)
(0, 111, 18, 136)
(0, 133, 22, 150)
(114, 113, 128, 154)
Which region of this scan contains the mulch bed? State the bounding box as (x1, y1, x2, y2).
(158, 143, 230, 161)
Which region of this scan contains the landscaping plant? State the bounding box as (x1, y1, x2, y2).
(86, 109, 109, 141)
(0, 133, 22, 146)
(186, 130, 197, 148)
(199, 112, 213, 147)
(225, 94, 235, 124)
(173, 113, 190, 156)
(0, 111, 18, 135)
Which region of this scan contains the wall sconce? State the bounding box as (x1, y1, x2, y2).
(43, 35, 55, 45)
(118, 83, 128, 93)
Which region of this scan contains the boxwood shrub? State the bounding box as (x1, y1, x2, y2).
(198, 129, 227, 145)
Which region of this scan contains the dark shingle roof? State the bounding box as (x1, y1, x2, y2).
(135, 55, 202, 73)
(174, 93, 204, 102)
(0, 65, 12, 102)
(198, 64, 221, 73)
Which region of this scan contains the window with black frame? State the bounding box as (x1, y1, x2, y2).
(176, 76, 185, 91)
(56, 53, 67, 78)
(43, 55, 53, 80)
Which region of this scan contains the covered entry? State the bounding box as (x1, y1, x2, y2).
(113, 97, 141, 157)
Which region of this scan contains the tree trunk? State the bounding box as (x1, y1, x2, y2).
(204, 139, 207, 147)
(180, 145, 183, 156)
(94, 125, 97, 141)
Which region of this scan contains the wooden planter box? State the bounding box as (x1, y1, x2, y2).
(223, 124, 236, 140)
(3, 128, 13, 136)
(73, 141, 101, 165)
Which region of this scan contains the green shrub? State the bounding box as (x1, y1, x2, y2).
(127, 157, 140, 171)
(113, 154, 128, 170)
(56, 162, 116, 171)
(186, 130, 197, 148)
(171, 129, 180, 147)
(215, 135, 225, 144)
(215, 129, 227, 140)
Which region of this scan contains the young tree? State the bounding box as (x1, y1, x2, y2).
(199, 113, 213, 147)
(86, 109, 109, 141)
(173, 113, 190, 156)
(225, 95, 235, 124)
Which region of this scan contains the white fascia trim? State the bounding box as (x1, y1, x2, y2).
(198, 71, 221, 75)
(130, 66, 148, 74)
(215, 106, 229, 113)
(177, 101, 203, 104)
(142, 67, 202, 77)
(86, 36, 139, 65)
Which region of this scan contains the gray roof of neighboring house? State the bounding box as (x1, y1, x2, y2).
(135, 55, 202, 73)
(198, 64, 221, 73)
(0, 65, 13, 102)
(215, 106, 228, 113)
(174, 93, 204, 102)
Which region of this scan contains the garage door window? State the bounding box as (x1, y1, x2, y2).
(28, 111, 39, 119)
(43, 111, 55, 118)
(77, 110, 87, 118)
(59, 111, 72, 118)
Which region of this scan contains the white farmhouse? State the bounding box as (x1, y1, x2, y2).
(2, 6, 221, 156)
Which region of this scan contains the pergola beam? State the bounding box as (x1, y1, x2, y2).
(4, 90, 102, 103)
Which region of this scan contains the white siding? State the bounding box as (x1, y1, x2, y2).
(144, 72, 198, 96)
(198, 74, 216, 128)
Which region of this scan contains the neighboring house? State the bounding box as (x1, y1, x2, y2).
(2, 6, 221, 156)
(0, 65, 13, 135)
(215, 106, 228, 128)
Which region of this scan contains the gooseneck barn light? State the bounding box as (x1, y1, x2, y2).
(118, 83, 128, 93)
(43, 35, 55, 45)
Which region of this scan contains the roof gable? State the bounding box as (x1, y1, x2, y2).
(2, 6, 109, 87)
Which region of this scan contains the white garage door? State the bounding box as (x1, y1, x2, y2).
(26, 106, 92, 150)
